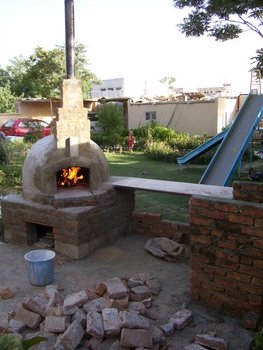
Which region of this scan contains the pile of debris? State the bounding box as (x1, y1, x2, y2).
(0, 273, 228, 349)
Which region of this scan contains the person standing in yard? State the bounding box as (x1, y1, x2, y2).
(128, 129, 135, 152)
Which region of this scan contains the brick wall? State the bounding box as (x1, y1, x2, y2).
(189, 182, 263, 320)
(132, 211, 190, 243)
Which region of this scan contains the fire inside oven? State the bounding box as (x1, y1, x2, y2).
(57, 166, 89, 188)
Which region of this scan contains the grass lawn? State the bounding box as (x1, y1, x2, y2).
(105, 151, 206, 222)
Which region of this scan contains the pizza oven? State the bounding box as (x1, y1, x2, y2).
(1, 79, 134, 259)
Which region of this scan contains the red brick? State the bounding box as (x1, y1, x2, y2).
(199, 226, 211, 235)
(240, 256, 253, 265)
(241, 226, 263, 238)
(213, 202, 238, 213)
(211, 293, 234, 306)
(234, 191, 249, 201)
(254, 259, 263, 269)
(215, 259, 238, 271)
(198, 297, 223, 310)
(238, 282, 262, 295)
(228, 233, 247, 244)
(211, 228, 224, 237)
(253, 239, 263, 250)
(214, 277, 237, 290)
(251, 277, 263, 287)
(248, 294, 262, 306)
(225, 287, 248, 301)
(240, 205, 263, 219)
(190, 217, 213, 226)
(228, 214, 253, 225)
(227, 271, 251, 283)
(202, 209, 225, 220)
(239, 264, 263, 279)
(201, 280, 225, 293)
(192, 254, 210, 264)
(189, 197, 210, 208)
(218, 240, 238, 250)
(242, 312, 260, 330)
(195, 333, 228, 350)
(255, 218, 263, 228)
(214, 267, 227, 277)
(190, 235, 212, 246)
(241, 247, 263, 259)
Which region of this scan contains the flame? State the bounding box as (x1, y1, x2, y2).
(57, 166, 84, 187)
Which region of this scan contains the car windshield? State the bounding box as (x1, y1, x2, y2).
(2, 119, 15, 127)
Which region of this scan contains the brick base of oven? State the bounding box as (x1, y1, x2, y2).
(1, 187, 135, 259)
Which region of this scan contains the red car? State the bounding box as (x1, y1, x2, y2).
(0, 118, 52, 138)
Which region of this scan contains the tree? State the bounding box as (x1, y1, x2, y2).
(2, 43, 100, 98)
(0, 83, 16, 113)
(160, 76, 177, 96)
(97, 103, 124, 149)
(173, 0, 263, 74)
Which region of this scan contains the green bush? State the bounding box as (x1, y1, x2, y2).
(145, 141, 180, 162)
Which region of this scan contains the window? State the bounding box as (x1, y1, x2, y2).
(145, 111, 156, 121)
(107, 88, 114, 91)
(100, 88, 106, 91)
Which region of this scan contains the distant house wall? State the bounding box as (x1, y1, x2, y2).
(128, 98, 238, 136)
(15, 99, 61, 123)
(0, 113, 24, 126)
(217, 97, 238, 132)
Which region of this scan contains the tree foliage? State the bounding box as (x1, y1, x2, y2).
(173, 0, 263, 74)
(1, 43, 100, 99)
(0, 83, 16, 113)
(97, 103, 124, 149)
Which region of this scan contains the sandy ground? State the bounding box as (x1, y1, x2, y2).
(0, 234, 254, 349)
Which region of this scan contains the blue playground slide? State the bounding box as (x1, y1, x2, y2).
(177, 127, 229, 165)
(199, 93, 263, 186)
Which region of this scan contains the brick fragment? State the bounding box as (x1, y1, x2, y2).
(105, 277, 128, 299)
(150, 325, 164, 344)
(184, 344, 207, 350)
(8, 319, 26, 333)
(83, 297, 110, 313)
(86, 311, 104, 338)
(128, 301, 146, 314)
(14, 303, 42, 329)
(145, 278, 161, 295)
(119, 309, 150, 330)
(160, 321, 174, 336)
(120, 328, 152, 348)
(195, 334, 227, 350)
(63, 290, 90, 308)
(95, 281, 107, 296)
(102, 308, 120, 335)
(169, 309, 193, 330)
(111, 295, 129, 310)
(71, 306, 86, 328)
(130, 285, 152, 301)
(0, 287, 14, 299)
(59, 320, 85, 350)
(23, 296, 48, 317)
(44, 315, 67, 333)
(242, 312, 260, 330)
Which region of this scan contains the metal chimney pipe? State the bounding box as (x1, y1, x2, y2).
(65, 0, 75, 78)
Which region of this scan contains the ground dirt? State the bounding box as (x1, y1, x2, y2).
(0, 233, 255, 349)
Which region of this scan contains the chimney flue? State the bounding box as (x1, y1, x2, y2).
(65, 0, 75, 79)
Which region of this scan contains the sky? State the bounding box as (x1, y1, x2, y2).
(0, 0, 262, 97)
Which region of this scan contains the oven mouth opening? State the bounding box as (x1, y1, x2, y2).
(57, 166, 90, 189)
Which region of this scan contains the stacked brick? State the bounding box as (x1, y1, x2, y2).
(0, 274, 195, 349)
(189, 181, 263, 321)
(133, 212, 190, 243)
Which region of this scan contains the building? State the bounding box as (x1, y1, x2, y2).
(90, 78, 125, 98)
